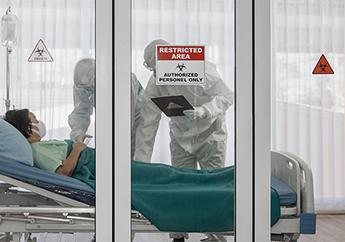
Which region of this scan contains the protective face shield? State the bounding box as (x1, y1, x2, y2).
(31, 120, 47, 138)
(143, 39, 170, 73)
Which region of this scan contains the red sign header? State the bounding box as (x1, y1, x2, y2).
(157, 45, 205, 61)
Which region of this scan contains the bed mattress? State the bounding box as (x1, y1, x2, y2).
(271, 176, 297, 206)
(0, 159, 95, 205)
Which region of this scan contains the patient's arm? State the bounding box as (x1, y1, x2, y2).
(56, 142, 86, 176)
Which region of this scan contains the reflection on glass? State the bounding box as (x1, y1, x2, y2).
(131, 0, 235, 241)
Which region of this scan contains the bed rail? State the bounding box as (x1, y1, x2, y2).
(271, 151, 315, 215)
(271, 151, 301, 215)
(280, 152, 315, 214)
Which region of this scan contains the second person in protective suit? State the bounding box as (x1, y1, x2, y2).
(134, 39, 234, 170)
(68, 58, 143, 159)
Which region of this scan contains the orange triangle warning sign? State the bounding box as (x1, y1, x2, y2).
(312, 54, 334, 75)
(28, 39, 54, 62)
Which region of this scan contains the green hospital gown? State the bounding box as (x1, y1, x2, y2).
(31, 140, 95, 190)
(31, 140, 67, 172)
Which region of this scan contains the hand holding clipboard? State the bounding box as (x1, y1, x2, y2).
(151, 95, 194, 117)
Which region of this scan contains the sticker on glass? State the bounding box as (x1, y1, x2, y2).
(156, 45, 205, 85)
(28, 39, 54, 62)
(312, 54, 334, 75)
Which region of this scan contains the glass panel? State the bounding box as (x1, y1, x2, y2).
(272, 0, 344, 240)
(0, 1, 95, 240)
(131, 0, 235, 241)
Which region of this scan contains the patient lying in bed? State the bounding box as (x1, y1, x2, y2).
(5, 109, 95, 189)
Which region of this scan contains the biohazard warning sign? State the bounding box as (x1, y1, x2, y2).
(156, 45, 205, 85)
(312, 54, 334, 75)
(28, 39, 54, 62)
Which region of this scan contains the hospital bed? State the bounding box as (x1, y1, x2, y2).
(131, 151, 316, 242)
(0, 160, 95, 242)
(0, 151, 315, 242)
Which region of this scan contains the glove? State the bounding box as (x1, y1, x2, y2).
(75, 134, 86, 143)
(183, 107, 208, 120)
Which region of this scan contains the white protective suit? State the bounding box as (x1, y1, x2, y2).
(68, 58, 143, 158)
(68, 58, 95, 142)
(134, 40, 234, 170)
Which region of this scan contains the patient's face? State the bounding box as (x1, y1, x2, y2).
(28, 112, 41, 143)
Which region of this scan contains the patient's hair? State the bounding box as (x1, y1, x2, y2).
(5, 109, 32, 138)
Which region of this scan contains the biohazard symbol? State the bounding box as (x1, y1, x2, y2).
(312, 54, 334, 75)
(35, 47, 45, 57)
(176, 63, 187, 72)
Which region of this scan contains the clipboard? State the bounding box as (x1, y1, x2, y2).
(151, 95, 194, 117)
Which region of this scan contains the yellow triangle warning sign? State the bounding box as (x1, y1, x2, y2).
(28, 39, 54, 62)
(312, 54, 334, 75)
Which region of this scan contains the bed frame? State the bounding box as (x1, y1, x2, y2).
(132, 151, 316, 242)
(0, 175, 94, 242)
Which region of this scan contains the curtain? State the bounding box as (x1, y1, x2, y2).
(271, 0, 345, 211)
(132, 0, 235, 165)
(0, 0, 95, 142)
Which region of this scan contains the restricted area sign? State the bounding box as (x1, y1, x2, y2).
(156, 45, 205, 85)
(312, 54, 334, 75)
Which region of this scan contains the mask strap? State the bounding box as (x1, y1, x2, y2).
(31, 128, 40, 135)
(31, 123, 39, 134)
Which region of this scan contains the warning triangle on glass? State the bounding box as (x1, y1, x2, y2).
(28, 39, 54, 62)
(312, 54, 334, 75)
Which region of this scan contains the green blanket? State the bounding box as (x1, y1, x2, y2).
(132, 161, 281, 232)
(66, 140, 95, 189)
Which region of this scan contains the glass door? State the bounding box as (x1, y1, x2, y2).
(271, 0, 344, 241)
(131, 1, 236, 241)
(113, 0, 271, 241)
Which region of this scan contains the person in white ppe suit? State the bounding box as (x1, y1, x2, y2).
(68, 58, 143, 158)
(133, 40, 234, 242)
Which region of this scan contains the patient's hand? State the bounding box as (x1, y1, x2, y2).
(73, 142, 87, 153)
(58, 142, 86, 176)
